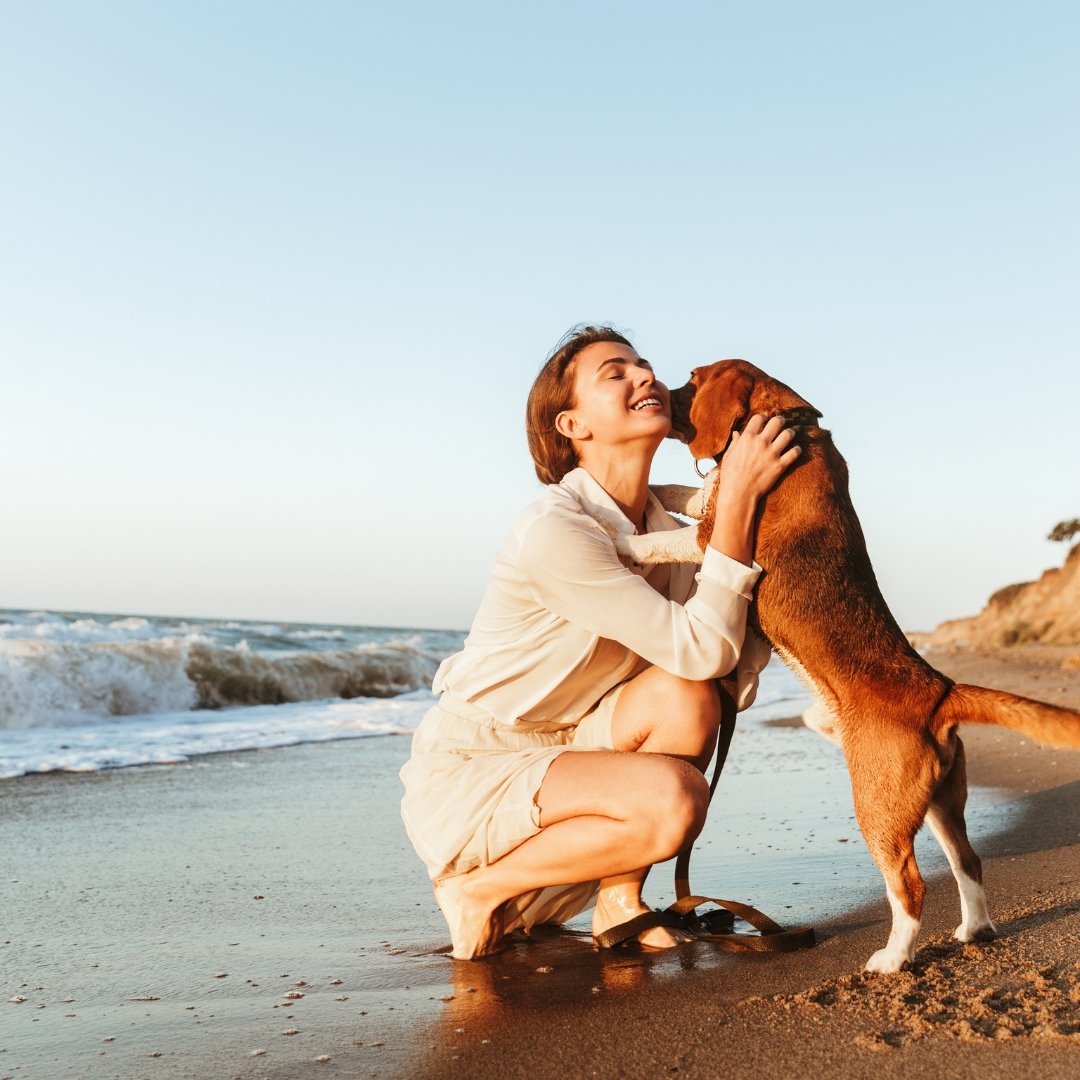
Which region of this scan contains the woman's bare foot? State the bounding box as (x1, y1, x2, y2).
(433, 871, 507, 959)
(592, 884, 693, 949)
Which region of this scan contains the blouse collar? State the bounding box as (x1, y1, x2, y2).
(558, 467, 673, 535)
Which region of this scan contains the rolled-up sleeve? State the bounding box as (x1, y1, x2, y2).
(517, 506, 760, 681)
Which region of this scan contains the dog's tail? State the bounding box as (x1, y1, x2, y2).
(936, 683, 1080, 749)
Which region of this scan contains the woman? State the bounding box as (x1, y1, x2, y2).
(400, 325, 799, 958)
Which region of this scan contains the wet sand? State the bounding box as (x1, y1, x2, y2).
(1, 647, 1078, 1078)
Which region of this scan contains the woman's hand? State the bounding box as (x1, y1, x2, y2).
(707, 415, 800, 565)
(720, 414, 800, 501)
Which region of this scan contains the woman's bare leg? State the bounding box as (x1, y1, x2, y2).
(592, 669, 721, 946)
(436, 749, 709, 958)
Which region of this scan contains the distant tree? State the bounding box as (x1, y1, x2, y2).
(1048, 518, 1080, 543)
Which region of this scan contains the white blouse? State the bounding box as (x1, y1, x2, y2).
(432, 467, 770, 729)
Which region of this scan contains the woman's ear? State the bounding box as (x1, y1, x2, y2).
(555, 410, 591, 442)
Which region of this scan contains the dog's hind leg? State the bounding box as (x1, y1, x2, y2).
(924, 736, 996, 942)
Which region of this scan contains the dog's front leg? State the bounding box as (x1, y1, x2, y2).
(592, 512, 706, 566)
(649, 484, 708, 519)
(618, 526, 707, 565)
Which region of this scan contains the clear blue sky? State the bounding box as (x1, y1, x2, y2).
(2, 2, 1076, 632)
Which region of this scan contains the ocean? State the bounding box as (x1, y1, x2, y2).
(0, 606, 821, 780)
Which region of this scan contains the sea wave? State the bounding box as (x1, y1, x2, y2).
(0, 636, 441, 730)
(186, 638, 438, 707)
(0, 614, 161, 643)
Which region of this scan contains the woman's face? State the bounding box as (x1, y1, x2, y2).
(556, 342, 671, 451)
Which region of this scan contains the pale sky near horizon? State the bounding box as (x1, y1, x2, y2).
(2, 2, 1077, 634)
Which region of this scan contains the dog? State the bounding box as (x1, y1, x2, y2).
(603, 358, 1080, 973)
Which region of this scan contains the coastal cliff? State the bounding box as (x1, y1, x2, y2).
(925, 542, 1080, 649)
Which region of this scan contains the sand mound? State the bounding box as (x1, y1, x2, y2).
(744, 886, 1080, 1049)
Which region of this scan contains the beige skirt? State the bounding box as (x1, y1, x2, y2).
(399, 685, 624, 933)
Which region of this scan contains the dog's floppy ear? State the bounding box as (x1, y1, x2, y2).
(687, 363, 755, 461)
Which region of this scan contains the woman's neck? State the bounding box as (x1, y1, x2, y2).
(578, 449, 652, 529)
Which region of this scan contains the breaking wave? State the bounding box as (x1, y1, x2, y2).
(0, 635, 441, 730)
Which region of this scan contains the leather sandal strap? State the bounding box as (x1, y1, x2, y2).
(594, 908, 686, 949)
(667, 894, 816, 953)
(670, 894, 784, 934)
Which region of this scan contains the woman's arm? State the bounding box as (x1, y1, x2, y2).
(517, 506, 757, 681)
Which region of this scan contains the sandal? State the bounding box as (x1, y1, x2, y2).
(593, 908, 691, 949)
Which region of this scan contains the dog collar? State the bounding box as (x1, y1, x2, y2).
(697, 407, 821, 475)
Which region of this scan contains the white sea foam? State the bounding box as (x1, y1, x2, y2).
(0, 636, 202, 729)
(0, 691, 437, 778)
(0, 614, 162, 642)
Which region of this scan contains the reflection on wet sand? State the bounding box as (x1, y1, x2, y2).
(424, 923, 752, 1065)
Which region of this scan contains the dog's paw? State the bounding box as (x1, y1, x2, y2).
(864, 946, 912, 974)
(591, 509, 626, 543)
(954, 920, 997, 943)
(684, 487, 708, 519)
(801, 701, 841, 744)
(592, 508, 620, 534)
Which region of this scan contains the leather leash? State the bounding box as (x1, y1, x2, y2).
(668, 681, 816, 953)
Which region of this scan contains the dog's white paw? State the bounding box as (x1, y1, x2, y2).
(590, 508, 621, 537)
(954, 920, 997, 943)
(592, 512, 636, 560)
(864, 946, 912, 974)
(801, 701, 840, 744)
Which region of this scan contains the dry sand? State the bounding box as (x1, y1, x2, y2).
(1, 647, 1078, 1079)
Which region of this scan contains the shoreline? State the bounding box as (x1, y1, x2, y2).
(1, 647, 1078, 1078)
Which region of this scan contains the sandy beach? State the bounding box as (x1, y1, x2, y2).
(2, 646, 1078, 1079)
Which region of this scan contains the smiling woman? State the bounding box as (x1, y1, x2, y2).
(399, 325, 800, 958)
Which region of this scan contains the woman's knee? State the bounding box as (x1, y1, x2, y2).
(639, 758, 710, 859)
(614, 669, 721, 753)
(677, 675, 721, 728)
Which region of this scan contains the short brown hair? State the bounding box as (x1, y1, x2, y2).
(525, 324, 635, 485)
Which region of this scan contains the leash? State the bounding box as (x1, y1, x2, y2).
(597, 681, 817, 953)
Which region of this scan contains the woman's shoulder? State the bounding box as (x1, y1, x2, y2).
(510, 473, 613, 553)
(513, 477, 592, 533)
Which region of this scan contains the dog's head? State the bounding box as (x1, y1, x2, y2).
(668, 359, 821, 462)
